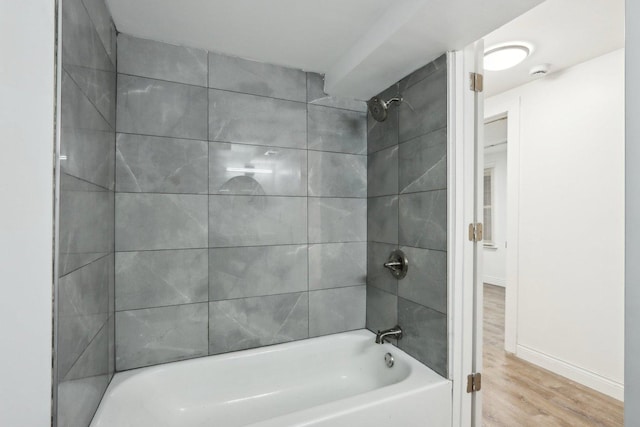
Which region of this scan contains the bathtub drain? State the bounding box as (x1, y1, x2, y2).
(384, 353, 394, 368)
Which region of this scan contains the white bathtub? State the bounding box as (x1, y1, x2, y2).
(90, 330, 452, 427)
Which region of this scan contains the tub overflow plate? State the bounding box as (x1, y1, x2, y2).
(384, 353, 394, 368)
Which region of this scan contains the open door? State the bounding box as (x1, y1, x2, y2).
(449, 39, 484, 426)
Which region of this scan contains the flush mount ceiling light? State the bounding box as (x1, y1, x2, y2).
(484, 43, 532, 71)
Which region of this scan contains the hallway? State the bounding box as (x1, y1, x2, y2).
(482, 284, 623, 426)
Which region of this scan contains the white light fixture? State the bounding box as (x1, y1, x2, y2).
(226, 167, 273, 174)
(484, 43, 532, 71)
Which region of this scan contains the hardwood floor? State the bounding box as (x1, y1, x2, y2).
(482, 284, 624, 426)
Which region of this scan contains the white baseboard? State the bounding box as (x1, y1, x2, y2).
(483, 275, 506, 287)
(516, 344, 624, 401)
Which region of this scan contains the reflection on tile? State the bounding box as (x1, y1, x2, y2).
(398, 67, 447, 143)
(57, 255, 112, 379)
(209, 142, 307, 196)
(209, 245, 307, 300)
(398, 298, 447, 377)
(81, 0, 116, 65)
(398, 246, 447, 314)
(118, 34, 207, 86)
(368, 145, 398, 197)
(308, 105, 366, 154)
(115, 249, 208, 311)
(115, 193, 208, 251)
(116, 134, 208, 194)
(399, 128, 447, 194)
(309, 286, 366, 337)
(58, 176, 114, 276)
(306, 73, 366, 112)
(57, 375, 110, 427)
(209, 89, 306, 149)
(309, 243, 366, 290)
(60, 71, 114, 189)
(366, 286, 398, 335)
(367, 84, 399, 154)
(308, 198, 367, 243)
(398, 190, 447, 250)
(65, 64, 116, 127)
(209, 52, 306, 102)
(117, 75, 208, 139)
(308, 151, 366, 197)
(368, 195, 399, 244)
(62, 0, 113, 72)
(116, 303, 208, 370)
(209, 195, 306, 247)
(209, 293, 308, 354)
(367, 242, 398, 294)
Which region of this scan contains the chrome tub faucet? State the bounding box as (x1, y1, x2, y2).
(375, 325, 403, 344)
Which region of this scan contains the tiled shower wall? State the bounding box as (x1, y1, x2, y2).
(56, 0, 117, 425)
(114, 34, 368, 371)
(365, 55, 448, 377)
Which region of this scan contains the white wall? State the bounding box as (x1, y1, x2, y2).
(483, 147, 508, 286)
(626, 0, 640, 420)
(487, 49, 625, 399)
(0, 1, 55, 425)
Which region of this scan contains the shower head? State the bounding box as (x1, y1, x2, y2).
(367, 96, 402, 122)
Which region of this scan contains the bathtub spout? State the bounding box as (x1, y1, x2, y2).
(375, 326, 403, 344)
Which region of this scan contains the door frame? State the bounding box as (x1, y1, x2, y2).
(448, 40, 484, 426)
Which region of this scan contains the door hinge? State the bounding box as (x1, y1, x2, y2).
(468, 223, 483, 242)
(467, 372, 482, 393)
(470, 72, 484, 92)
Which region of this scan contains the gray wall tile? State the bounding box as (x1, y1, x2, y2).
(308, 197, 367, 243)
(118, 34, 208, 86)
(57, 376, 110, 427)
(209, 245, 307, 300)
(209, 195, 307, 247)
(209, 142, 307, 196)
(309, 243, 366, 290)
(309, 286, 366, 337)
(57, 255, 112, 380)
(399, 128, 447, 194)
(209, 52, 306, 102)
(116, 134, 208, 194)
(398, 298, 447, 377)
(366, 286, 398, 334)
(398, 54, 446, 93)
(62, 0, 113, 72)
(398, 246, 447, 314)
(116, 193, 208, 251)
(367, 242, 398, 295)
(81, 0, 116, 65)
(398, 67, 447, 143)
(116, 303, 208, 370)
(307, 73, 367, 112)
(117, 75, 208, 139)
(368, 145, 398, 197)
(209, 89, 306, 149)
(115, 249, 208, 311)
(65, 64, 116, 128)
(61, 71, 114, 189)
(308, 151, 366, 197)
(308, 105, 367, 154)
(64, 319, 110, 381)
(209, 293, 308, 354)
(398, 190, 447, 250)
(59, 177, 114, 276)
(368, 195, 399, 244)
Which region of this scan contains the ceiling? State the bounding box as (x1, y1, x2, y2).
(483, 0, 625, 97)
(105, 0, 542, 100)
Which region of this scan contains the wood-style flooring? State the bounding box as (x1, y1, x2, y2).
(482, 284, 623, 426)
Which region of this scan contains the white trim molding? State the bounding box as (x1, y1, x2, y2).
(517, 345, 624, 401)
(483, 275, 506, 287)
